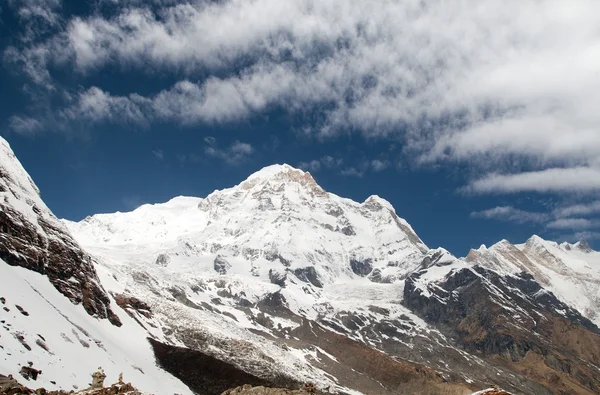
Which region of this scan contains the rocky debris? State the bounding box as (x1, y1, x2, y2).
(0, 371, 142, 395)
(0, 375, 21, 392)
(0, 138, 120, 327)
(214, 255, 231, 275)
(222, 383, 322, 394)
(472, 389, 513, 395)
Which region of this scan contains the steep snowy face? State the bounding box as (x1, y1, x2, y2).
(466, 235, 600, 326)
(0, 137, 119, 325)
(0, 261, 193, 394)
(67, 164, 428, 285)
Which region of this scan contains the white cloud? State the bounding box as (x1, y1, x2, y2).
(370, 159, 390, 172)
(470, 206, 548, 224)
(204, 139, 254, 164)
(6, 0, 600, 195)
(547, 218, 598, 230)
(466, 167, 600, 194)
(554, 201, 600, 218)
(8, 115, 43, 136)
(61, 86, 148, 125)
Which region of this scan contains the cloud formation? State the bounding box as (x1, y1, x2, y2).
(470, 206, 548, 225)
(5, 0, 600, 201)
(204, 138, 254, 165)
(466, 167, 600, 194)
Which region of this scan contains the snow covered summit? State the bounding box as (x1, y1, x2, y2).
(66, 163, 429, 286)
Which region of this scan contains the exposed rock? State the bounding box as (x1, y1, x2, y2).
(154, 253, 170, 267)
(0, 375, 21, 392)
(148, 338, 278, 395)
(0, 139, 120, 327)
(19, 366, 41, 381)
(292, 267, 322, 288)
(349, 258, 372, 276)
(214, 255, 231, 275)
(91, 367, 106, 389)
(268, 269, 287, 287)
(404, 266, 600, 395)
(113, 294, 152, 319)
(367, 268, 391, 283)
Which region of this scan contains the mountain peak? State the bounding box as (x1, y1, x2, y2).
(240, 163, 324, 195)
(574, 239, 594, 253)
(246, 164, 304, 180)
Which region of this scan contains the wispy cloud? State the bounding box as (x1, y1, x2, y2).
(151, 149, 164, 160)
(204, 138, 254, 165)
(465, 167, 600, 194)
(547, 218, 598, 230)
(298, 155, 389, 177)
(8, 115, 43, 136)
(553, 201, 600, 218)
(470, 206, 548, 224)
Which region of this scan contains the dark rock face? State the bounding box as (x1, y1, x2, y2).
(148, 338, 288, 395)
(0, 139, 120, 326)
(349, 258, 373, 276)
(268, 269, 287, 287)
(292, 267, 322, 288)
(404, 266, 600, 395)
(214, 255, 231, 275)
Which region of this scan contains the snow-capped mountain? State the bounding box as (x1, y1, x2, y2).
(66, 164, 429, 287)
(466, 236, 600, 326)
(2, 134, 600, 395)
(63, 162, 600, 394)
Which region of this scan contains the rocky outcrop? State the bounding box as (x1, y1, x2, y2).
(0, 371, 142, 395)
(214, 255, 231, 275)
(268, 269, 287, 287)
(148, 339, 288, 395)
(0, 138, 120, 326)
(349, 257, 372, 276)
(292, 267, 322, 288)
(404, 266, 600, 395)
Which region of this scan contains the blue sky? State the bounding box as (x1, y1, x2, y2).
(1, 0, 600, 256)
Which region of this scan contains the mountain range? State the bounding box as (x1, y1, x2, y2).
(1, 135, 599, 395)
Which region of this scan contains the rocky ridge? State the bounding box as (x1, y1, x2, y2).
(0, 139, 119, 326)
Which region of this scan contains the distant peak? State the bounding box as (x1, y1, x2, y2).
(527, 234, 546, 244)
(575, 240, 594, 253)
(490, 239, 514, 250)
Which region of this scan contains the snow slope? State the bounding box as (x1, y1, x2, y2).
(0, 260, 192, 394)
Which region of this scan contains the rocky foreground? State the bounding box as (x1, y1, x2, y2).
(0, 369, 140, 395)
